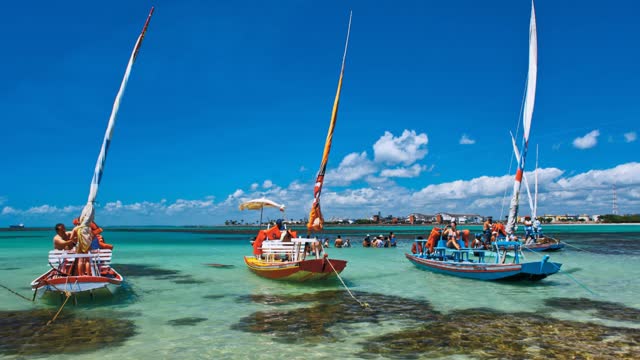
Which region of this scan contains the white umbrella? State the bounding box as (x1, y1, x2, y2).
(239, 198, 285, 225)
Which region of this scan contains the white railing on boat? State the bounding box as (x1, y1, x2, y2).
(48, 249, 113, 276)
(260, 238, 317, 262)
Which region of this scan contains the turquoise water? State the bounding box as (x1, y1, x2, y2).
(1, 226, 639, 359)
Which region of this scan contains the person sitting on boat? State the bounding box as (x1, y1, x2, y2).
(483, 216, 493, 243)
(491, 222, 507, 240)
(389, 232, 397, 247)
(53, 223, 76, 250)
(411, 236, 424, 254)
(362, 234, 372, 247)
(334, 235, 344, 248)
(443, 221, 461, 250)
(73, 218, 113, 250)
(471, 233, 485, 249)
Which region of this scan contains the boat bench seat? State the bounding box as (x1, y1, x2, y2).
(261, 241, 304, 261)
(48, 249, 112, 267)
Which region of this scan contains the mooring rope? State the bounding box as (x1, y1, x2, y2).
(47, 290, 72, 326)
(326, 258, 369, 308)
(521, 247, 599, 296)
(561, 241, 597, 254)
(0, 283, 33, 302)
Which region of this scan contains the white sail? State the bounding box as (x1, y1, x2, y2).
(533, 144, 539, 219)
(511, 133, 535, 219)
(505, 1, 537, 235)
(78, 9, 154, 230)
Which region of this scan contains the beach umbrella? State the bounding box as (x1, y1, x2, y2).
(239, 198, 285, 225)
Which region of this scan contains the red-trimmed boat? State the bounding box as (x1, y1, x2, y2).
(241, 13, 352, 282)
(31, 249, 123, 296)
(244, 238, 347, 281)
(28, 8, 153, 299)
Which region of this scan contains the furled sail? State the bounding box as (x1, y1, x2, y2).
(76, 8, 154, 249)
(506, 1, 537, 235)
(307, 11, 352, 233)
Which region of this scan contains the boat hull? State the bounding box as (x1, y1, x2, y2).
(31, 268, 123, 294)
(524, 241, 565, 252)
(405, 253, 561, 281)
(244, 256, 347, 281)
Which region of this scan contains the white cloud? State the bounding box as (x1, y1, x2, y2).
(459, 134, 476, 145)
(380, 164, 427, 178)
(554, 162, 640, 190)
(572, 130, 600, 149)
(231, 189, 244, 198)
(262, 180, 273, 189)
(373, 130, 428, 165)
(250, 183, 259, 191)
(2, 206, 17, 215)
(624, 131, 637, 143)
(326, 151, 377, 186)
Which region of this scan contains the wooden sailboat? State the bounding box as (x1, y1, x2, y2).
(243, 12, 352, 281)
(31, 8, 154, 296)
(406, 1, 561, 281)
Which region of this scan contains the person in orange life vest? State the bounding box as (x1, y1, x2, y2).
(411, 236, 424, 254)
(425, 227, 442, 254)
(73, 218, 113, 250)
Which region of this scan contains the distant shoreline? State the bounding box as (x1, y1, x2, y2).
(2, 222, 639, 233)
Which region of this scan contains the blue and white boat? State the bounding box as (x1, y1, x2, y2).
(406, 238, 561, 281)
(406, 1, 561, 281)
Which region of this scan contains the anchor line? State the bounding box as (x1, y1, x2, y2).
(326, 258, 369, 309)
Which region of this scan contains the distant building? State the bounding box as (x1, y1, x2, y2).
(437, 213, 483, 224)
(409, 213, 437, 224)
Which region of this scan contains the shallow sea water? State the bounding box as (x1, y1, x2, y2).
(1, 225, 639, 359)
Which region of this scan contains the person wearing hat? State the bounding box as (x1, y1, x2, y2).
(523, 216, 534, 244)
(362, 234, 371, 247)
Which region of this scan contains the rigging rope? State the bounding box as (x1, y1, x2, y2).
(500, 74, 529, 220)
(326, 258, 369, 308)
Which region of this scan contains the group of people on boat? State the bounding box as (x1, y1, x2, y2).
(51, 218, 114, 275)
(522, 216, 548, 244)
(362, 232, 397, 248)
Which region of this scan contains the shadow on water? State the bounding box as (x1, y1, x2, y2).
(38, 281, 139, 308)
(167, 317, 208, 326)
(0, 308, 136, 356)
(232, 290, 640, 358)
(112, 263, 205, 285)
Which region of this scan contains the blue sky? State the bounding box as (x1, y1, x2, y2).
(1, 0, 638, 226)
